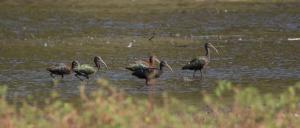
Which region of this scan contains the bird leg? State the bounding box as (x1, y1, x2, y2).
(151, 79, 156, 85)
(84, 75, 89, 79)
(203, 66, 208, 74)
(75, 74, 84, 81)
(200, 70, 203, 79)
(193, 70, 197, 78)
(147, 79, 155, 86)
(50, 73, 55, 78)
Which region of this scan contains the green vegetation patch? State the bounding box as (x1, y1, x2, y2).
(0, 79, 300, 127)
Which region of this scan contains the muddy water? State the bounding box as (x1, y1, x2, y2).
(0, 2, 299, 105)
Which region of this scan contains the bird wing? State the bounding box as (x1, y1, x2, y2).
(75, 64, 96, 75)
(182, 57, 208, 70)
(47, 63, 71, 74)
(132, 69, 147, 78)
(131, 66, 159, 79)
(126, 63, 148, 71)
(190, 57, 208, 65)
(134, 60, 150, 67)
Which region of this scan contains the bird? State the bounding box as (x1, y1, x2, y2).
(182, 42, 219, 78)
(126, 61, 173, 85)
(47, 63, 72, 78)
(72, 56, 108, 80)
(148, 32, 156, 41)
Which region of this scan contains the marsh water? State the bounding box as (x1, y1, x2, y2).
(0, 2, 299, 105)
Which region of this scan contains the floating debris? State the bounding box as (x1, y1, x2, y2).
(127, 40, 135, 48)
(183, 77, 193, 82)
(44, 43, 48, 47)
(127, 42, 132, 48)
(287, 38, 300, 41)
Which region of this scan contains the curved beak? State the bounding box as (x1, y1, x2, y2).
(153, 57, 161, 64)
(98, 57, 109, 69)
(209, 44, 219, 55)
(165, 63, 173, 72)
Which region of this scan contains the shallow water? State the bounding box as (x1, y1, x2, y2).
(0, 2, 299, 105)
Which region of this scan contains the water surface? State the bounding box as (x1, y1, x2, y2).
(0, 2, 299, 105)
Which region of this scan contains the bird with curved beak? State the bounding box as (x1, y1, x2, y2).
(72, 56, 108, 80)
(182, 42, 219, 78)
(47, 63, 72, 79)
(127, 60, 173, 85)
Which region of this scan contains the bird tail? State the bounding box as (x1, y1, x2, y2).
(46, 67, 51, 71)
(125, 67, 134, 71)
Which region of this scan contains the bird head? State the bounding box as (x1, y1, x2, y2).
(160, 61, 173, 72)
(71, 61, 79, 70)
(94, 56, 108, 70)
(149, 55, 160, 64)
(205, 43, 219, 55)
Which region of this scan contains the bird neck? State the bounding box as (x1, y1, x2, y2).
(72, 64, 79, 70)
(149, 58, 153, 66)
(205, 46, 210, 60)
(159, 65, 164, 71)
(94, 62, 100, 71)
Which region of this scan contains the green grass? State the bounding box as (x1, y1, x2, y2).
(0, 79, 300, 127)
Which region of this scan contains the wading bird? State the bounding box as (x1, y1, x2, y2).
(47, 63, 72, 78)
(182, 42, 219, 78)
(126, 61, 173, 85)
(72, 56, 108, 80)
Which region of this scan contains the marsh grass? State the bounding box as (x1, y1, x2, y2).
(0, 79, 299, 127)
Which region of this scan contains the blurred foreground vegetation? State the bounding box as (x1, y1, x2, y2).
(1, 79, 299, 127)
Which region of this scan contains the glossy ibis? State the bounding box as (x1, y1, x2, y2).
(72, 56, 108, 80)
(126, 61, 173, 85)
(182, 42, 219, 78)
(47, 63, 72, 78)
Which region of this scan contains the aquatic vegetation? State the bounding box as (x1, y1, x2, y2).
(0, 79, 299, 127)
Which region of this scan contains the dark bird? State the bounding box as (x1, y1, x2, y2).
(72, 56, 108, 80)
(148, 32, 156, 41)
(182, 42, 219, 78)
(47, 63, 72, 78)
(126, 61, 173, 85)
